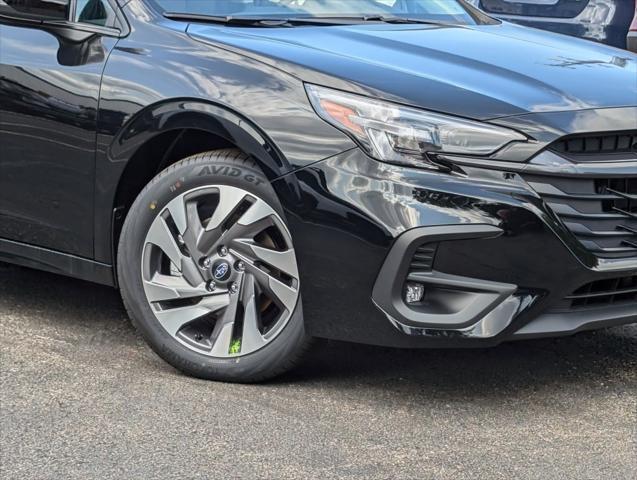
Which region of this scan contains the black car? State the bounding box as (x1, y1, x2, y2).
(466, 0, 635, 50)
(0, 0, 636, 383)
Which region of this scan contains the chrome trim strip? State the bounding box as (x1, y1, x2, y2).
(443, 151, 637, 177)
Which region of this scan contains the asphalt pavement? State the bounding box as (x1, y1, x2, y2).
(1, 262, 635, 479)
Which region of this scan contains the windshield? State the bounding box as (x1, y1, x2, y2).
(152, 0, 488, 25)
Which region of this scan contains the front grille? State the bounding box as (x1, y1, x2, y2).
(549, 132, 637, 160)
(524, 174, 637, 257)
(409, 243, 438, 273)
(552, 276, 637, 311)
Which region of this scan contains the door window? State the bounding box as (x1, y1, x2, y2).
(74, 0, 117, 27)
(0, 0, 70, 20)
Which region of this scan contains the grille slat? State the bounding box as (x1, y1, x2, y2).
(550, 132, 637, 159)
(566, 286, 637, 300)
(612, 207, 637, 219)
(523, 169, 637, 258)
(606, 188, 637, 201)
(619, 225, 637, 234)
(579, 240, 637, 255)
(548, 203, 630, 220)
(565, 223, 632, 238)
(623, 239, 637, 249)
(409, 244, 438, 273)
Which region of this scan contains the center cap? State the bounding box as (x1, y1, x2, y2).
(211, 260, 231, 281)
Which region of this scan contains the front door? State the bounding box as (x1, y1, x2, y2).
(0, 0, 120, 257)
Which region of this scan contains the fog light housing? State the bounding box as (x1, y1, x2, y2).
(405, 283, 425, 304)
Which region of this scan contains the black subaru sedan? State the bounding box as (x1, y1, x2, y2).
(0, 0, 635, 382)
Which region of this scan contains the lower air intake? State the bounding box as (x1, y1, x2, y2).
(409, 243, 438, 273)
(552, 275, 637, 311)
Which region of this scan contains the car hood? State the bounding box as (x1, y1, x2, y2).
(188, 21, 637, 120)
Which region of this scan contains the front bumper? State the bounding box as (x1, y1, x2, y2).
(273, 111, 637, 348)
(371, 221, 636, 341)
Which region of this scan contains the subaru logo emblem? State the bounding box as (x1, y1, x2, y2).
(213, 262, 230, 280)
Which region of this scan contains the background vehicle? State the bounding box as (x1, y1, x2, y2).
(465, 0, 635, 50)
(629, 5, 637, 51)
(0, 0, 635, 383)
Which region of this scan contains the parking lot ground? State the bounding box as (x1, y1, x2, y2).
(0, 262, 635, 479)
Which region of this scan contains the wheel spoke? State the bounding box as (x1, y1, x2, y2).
(207, 216, 273, 258)
(154, 293, 230, 336)
(143, 273, 209, 303)
(216, 198, 280, 254)
(205, 187, 248, 232)
(209, 274, 243, 354)
(199, 194, 277, 256)
(146, 216, 184, 270)
(234, 241, 298, 277)
(238, 198, 276, 226)
(240, 273, 267, 352)
(155, 195, 207, 286)
(233, 251, 298, 313)
(263, 275, 298, 313)
(197, 187, 251, 254)
(180, 200, 205, 261)
(164, 195, 188, 235)
(210, 322, 234, 356)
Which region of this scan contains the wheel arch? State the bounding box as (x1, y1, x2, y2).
(101, 99, 294, 271)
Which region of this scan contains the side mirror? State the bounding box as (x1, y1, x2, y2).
(56, 34, 105, 66)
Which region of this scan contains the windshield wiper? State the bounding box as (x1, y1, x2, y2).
(163, 12, 300, 27)
(163, 13, 370, 27)
(316, 15, 452, 26)
(163, 12, 453, 28)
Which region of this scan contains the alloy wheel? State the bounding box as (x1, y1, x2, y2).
(141, 185, 300, 358)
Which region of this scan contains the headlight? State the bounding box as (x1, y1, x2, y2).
(306, 84, 526, 168)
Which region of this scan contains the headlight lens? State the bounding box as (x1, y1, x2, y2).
(306, 84, 526, 167)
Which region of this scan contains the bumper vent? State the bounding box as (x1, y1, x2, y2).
(549, 132, 637, 160)
(524, 174, 637, 258)
(553, 275, 637, 311)
(409, 243, 438, 273)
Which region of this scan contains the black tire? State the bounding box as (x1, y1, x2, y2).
(117, 149, 311, 383)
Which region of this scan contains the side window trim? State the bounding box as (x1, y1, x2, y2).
(0, 0, 129, 38)
(71, 0, 129, 35)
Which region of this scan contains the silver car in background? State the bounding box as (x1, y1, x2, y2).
(465, 0, 636, 50)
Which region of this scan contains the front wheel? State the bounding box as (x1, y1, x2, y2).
(117, 150, 310, 382)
